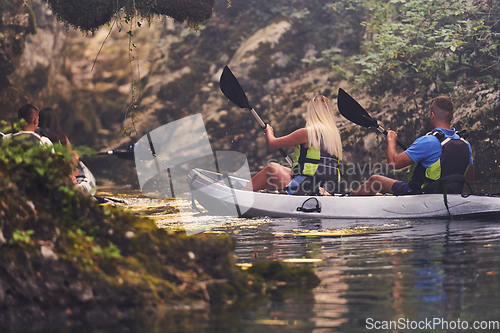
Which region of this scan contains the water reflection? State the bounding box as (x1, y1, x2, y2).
(222, 219, 500, 332)
(99, 190, 500, 332)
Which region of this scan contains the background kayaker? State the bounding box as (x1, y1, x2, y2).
(350, 96, 474, 196)
(36, 107, 81, 184)
(243, 95, 343, 194)
(37, 107, 72, 146)
(3, 104, 53, 146)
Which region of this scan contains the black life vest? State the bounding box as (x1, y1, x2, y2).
(407, 131, 471, 191)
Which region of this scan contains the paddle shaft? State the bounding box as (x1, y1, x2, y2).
(250, 108, 293, 167)
(97, 149, 134, 160)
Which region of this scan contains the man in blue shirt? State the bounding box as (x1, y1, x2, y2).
(351, 96, 474, 196)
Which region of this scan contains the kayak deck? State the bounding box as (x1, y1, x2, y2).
(188, 168, 500, 219)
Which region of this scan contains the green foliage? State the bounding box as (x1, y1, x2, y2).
(8, 229, 34, 245)
(0, 129, 75, 196)
(0, 131, 319, 326)
(354, 0, 500, 93)
(92, 241, 122, 259)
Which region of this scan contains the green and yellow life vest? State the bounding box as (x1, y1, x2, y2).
(408, 132, 470, 190)
(291, 144, 340, 182)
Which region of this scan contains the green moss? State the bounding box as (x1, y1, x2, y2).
(0, 137, 319, 329)
(248, 261, 320, 285)
(23, 3, 37, 35)
(0, 0, 7, 14)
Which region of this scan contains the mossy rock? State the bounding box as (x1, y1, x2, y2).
(0, 138, 319, 330)
(45, 0, 117, 32)
(133, 0, 215, 24)
(44, 0, 215, 32)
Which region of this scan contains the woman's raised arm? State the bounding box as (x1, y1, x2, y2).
(266, 126, 308, 149)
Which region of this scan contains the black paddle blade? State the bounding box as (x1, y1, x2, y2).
(337, 88, 377, 128)
(219, 66, 252, 110)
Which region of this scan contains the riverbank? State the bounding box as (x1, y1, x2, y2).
(0, 142, 319, 331)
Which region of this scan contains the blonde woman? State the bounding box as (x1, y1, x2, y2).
(244, 95, 343, 195)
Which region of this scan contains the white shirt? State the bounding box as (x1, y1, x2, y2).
(3, 131, 53, 146)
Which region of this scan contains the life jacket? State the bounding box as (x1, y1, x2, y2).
(291, 144, 340, 182)
(5, 131, 44, 145)
(407, 131, 471, 191)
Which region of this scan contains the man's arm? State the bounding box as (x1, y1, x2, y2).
(465, 164, 475, 182)
(386, 130, 414, 169)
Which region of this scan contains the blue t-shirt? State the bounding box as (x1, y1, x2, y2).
(405, 128, 473, 168)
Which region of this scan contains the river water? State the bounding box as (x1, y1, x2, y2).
(100, 187, 500, 333)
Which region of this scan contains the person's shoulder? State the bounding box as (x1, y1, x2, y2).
(435, 127, 460, 139)
(292, 127, 308, 140)
(413, 134, 440, 146)
(40, 136, 53, 146)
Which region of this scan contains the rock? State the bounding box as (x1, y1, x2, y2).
(229, 21, 292, 75)
(363, 132, 379, 151)
(40, 245, 58, 260)
(69, 282, 94, 302)
(0, 228, 6, 247)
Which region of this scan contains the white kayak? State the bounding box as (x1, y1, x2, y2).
(75, 161, 97, 195)
(188, 168, 500, 219)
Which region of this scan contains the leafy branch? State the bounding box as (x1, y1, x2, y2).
(352, 0, 500, 94)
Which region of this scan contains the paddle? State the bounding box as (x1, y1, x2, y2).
(337, 88, 407, 150)
(97, 148, 134, 160)
(97, 142, 162, 160)
(219, 65, 293, 167)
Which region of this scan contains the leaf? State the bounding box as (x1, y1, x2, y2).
(35, 167, 45, 176)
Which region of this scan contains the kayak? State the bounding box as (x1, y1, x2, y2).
(75, 161, 97, 195)
(188, 168, 500, 219)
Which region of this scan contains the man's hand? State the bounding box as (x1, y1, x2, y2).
(387, 130, 397, 144)
(386, 130, 413, 169)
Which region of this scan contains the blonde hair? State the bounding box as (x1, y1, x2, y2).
(304, 95, 343, 160)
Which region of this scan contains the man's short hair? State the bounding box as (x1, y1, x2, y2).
(17, 104, 39, 123)
(430, 96, 454, 122)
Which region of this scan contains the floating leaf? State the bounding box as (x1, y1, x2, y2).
(282, 258, 322, 263)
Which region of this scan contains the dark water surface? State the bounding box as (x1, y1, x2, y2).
(203, 218, 500, 333)
(99, 188, 500, 332)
